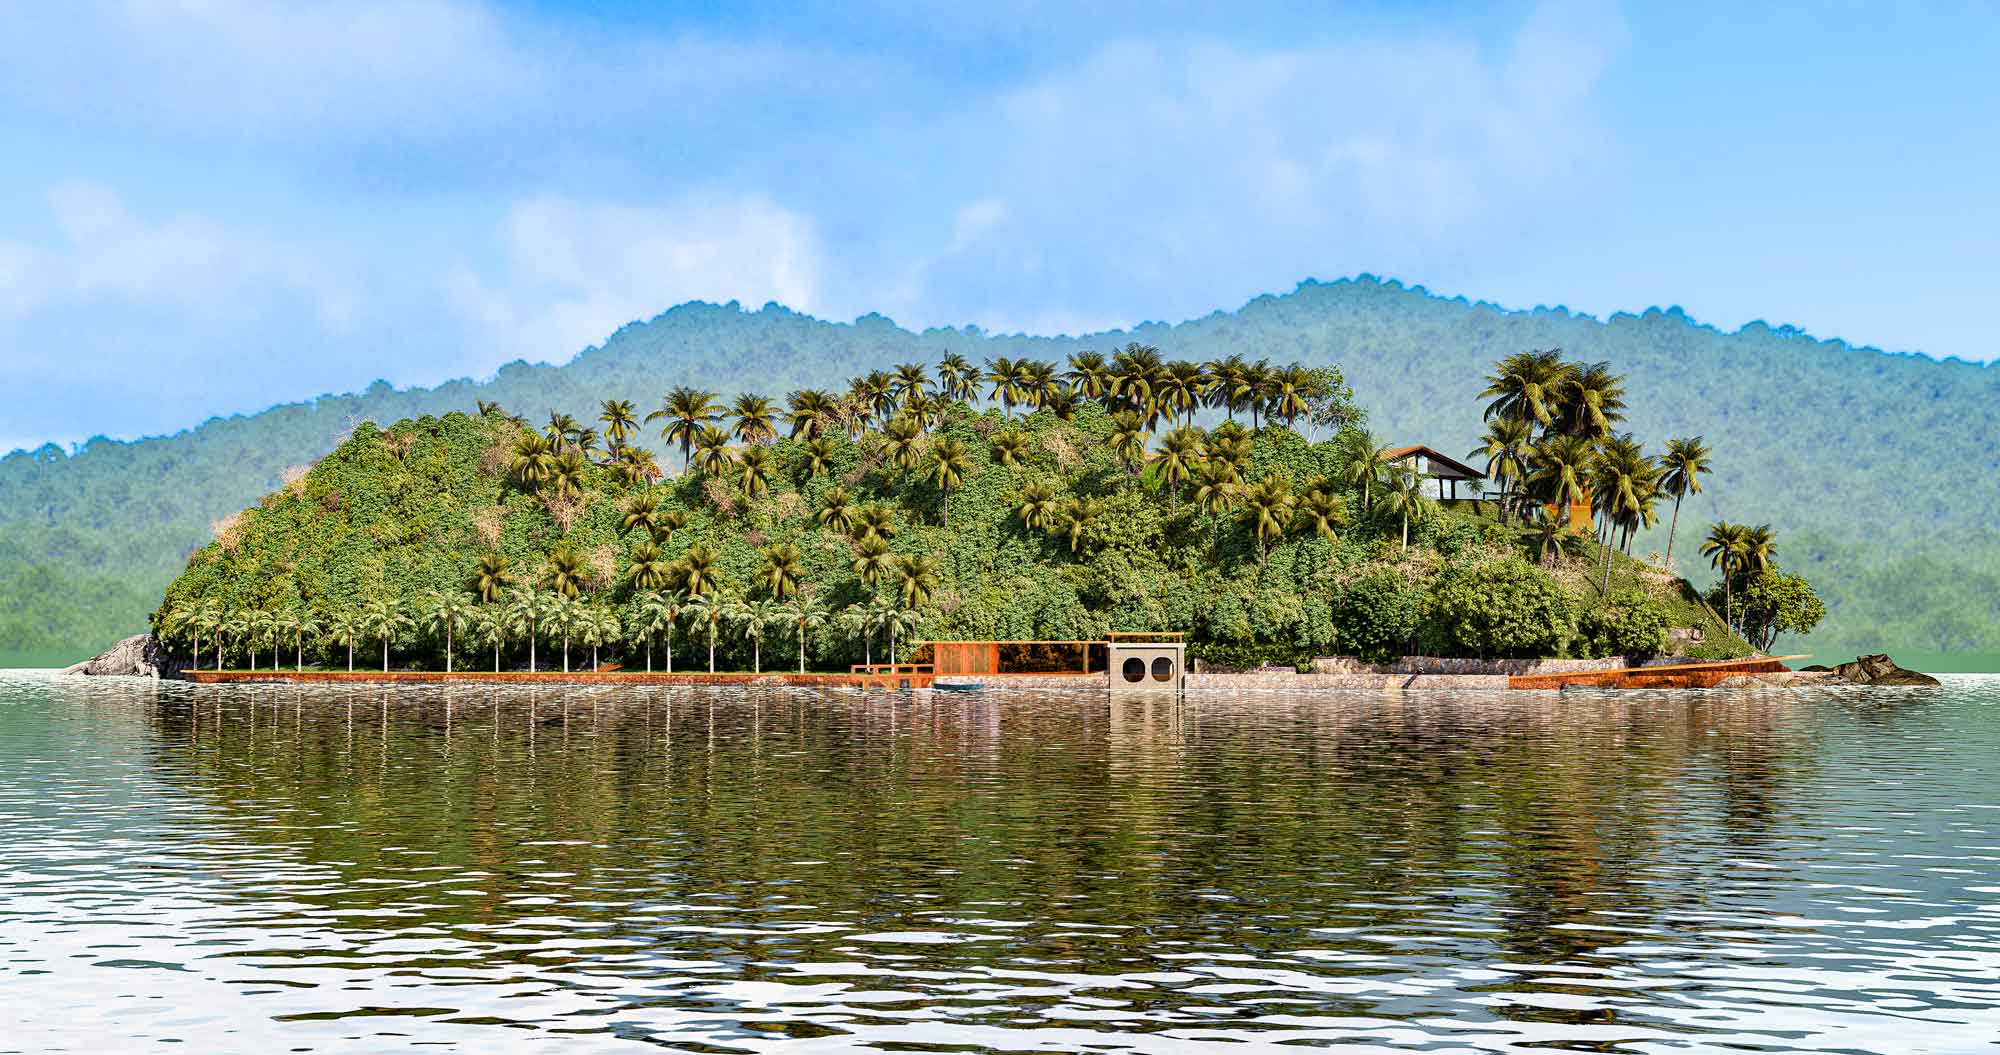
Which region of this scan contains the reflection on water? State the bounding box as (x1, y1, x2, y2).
(2, 671, 1998, 1053)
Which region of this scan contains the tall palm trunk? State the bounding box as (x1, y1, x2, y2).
(494, 639, 501, 673)
(645, 637, 653, 673)
(799, 631, 807, 674)
(563, 632, 570, 674)
(296, 637, 304, 672)
(445, 623, 453, 673)
(666, 628, 674, 673)
(382, 637, 389, 673)
(708, 625, 716, 673)
(347, 643, 353, 672)
(752, 638, 760, 674)
(1665, 495, 1684, 568)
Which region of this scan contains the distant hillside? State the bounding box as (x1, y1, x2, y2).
(4, 276, 1996, 660)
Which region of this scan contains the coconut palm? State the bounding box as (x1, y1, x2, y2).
(925, 436, 970, 527)
(359, 598, 412, 673)
(1480, 348, 1573, 428)
(1374, 466, 1430, 552)
(582, 605, 620, 671)
(621, 491, 664, 536)
(1294, 484, 1347, 559)
(991, 430, 1029, 469)
(754, 542, 804, 601)
(681, 592, 728, 673)
(802, 435, 839, 479)
(677, 544, 722, 598)
(625, 540, 673, 592)
(786, 388, 836, 439)
(547, 449, 588, 501)
(466, 604, 505, 673)
(1740, 523, 1777, 578)
(731, 393, 777, 445)
(1335, 431, 1395, 514)
(727, 598, 779, 673)
(1589, 439, 1658, 592)
(1266, 364, 1313, 431)
(547, 545, 591, 598)
(1528, 434, 1594, 521)
(838, 601, 875, 667)
(692, 425, 732, 478)
(1013, 482, 1060, 532)
(1519, 508, 1590, 568)
(779, 598, 826, 673)
(325, 612, 363, 672)
(502, 586, 542, 672)
(1052, 497, 1102, 553)
(192, 602, 225, 671)
(646, 386, 724, 474)
(1108, 411, 1150, 475)
(1236, 475, 1296, 562)
(1469, 417, 1535, 525)
(880, 415, 923, 478)
(470, 552, 511, 603)
(895, 553, 941, 610)
(851, 536, 895, 588)
(628, 590, 677, 673)
(985, 356, 1025, 416)
(421, 591, 476, 673)
(245, 608, 278, 671)
(1559, 361, 1627, 441)
(1701, 521, 1750, 630)
(854, 505, 896, 546)
(737, 444, 774, 501)
(1659, 436, 1714, 567)
(878, 600, 921, 666)
(543, 593, 584, 673)
(1151, 426, 1204, 513)
(1205, 353, 1252, 421)
(509, 431, 556, 490)
(937, 353, 978, 404)
(1064, 351, 1113, 401)
(1154, 360, 1207, 427)
(815, 485, 858, 535)
(1042, 387, 1079, 422)
(598, 399, 639, 448)
(653, 508, 688, 545)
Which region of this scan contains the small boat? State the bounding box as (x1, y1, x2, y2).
(933, 682, 984, 693)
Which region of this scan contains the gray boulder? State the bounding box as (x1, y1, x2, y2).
(62, 634, 182, 678)
(1825, 653, 1940, 687)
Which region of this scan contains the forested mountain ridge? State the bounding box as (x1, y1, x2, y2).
(5, 276, 1996, 660)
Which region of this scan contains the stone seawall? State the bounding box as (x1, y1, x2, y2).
(1307, 655, 1697, 676)
(1189, 672, 1511, 691)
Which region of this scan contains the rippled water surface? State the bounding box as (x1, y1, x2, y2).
(4, 672, 1999, 1053)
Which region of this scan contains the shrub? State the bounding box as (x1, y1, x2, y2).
(1425, 559, 1575, 658)
(1337, 570, 1422, 663)
(1576, 589, 1671, 659)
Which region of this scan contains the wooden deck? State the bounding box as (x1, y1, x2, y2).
(181, 669, 924, 689)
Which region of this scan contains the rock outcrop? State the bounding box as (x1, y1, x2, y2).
(62, 634, 182, 678)
(1800, 653, 1940, 687)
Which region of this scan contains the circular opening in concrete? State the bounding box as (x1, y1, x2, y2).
(1151, 657, 1175, 682)
(1122, 657, 1145, 683)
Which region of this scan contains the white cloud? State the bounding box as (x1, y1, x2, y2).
(446, 193, 824, 363)
(0, 182, 353, 328)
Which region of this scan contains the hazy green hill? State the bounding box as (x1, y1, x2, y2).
(4, 277, 1995, 661)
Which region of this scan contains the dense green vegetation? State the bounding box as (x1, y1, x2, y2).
(150, 350, 1751, 673)
(7, 276, 1984, 661)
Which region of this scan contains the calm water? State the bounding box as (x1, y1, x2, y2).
(3, 672, 1998, 1053)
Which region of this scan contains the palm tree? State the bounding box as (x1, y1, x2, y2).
(547, 449, 587, 500)
(470, 552, 511, 603)
(839, 602, 875, 667)
(1266, 364, 1311, 430)
(509, 431, 556, 489)
(692, 425, 732, 478)
(738, 444, 774, 500)
(1659, 436, 1714, 568)
(628, 590, 675, 673)
(677, 544, 722, 598)
(1335, 431, 1395, 514)
(1013, 482, 1060, 532)
(991, 430, 1029, 469)
(816, 486, 858, 535)
(467, 604, 506, 673)
(889, 362, 930, 407)
(1294, 485, 1347, 562)
(926, 436, 970, 527)
(359, 598, 412, 673)
(545, 593, 583, 673)
(851, 536, 895, 588)
(896, 554, 940, 611)
(1701, 521, 1750, 631)
(1065, 351, 1113, 401)
(1528, 434, 1594, 524)
(248, 609, 278, 671)
(626, 540, 673, 591)
(1589, 439, 1657, 592)
(621, 491, 664, 536)
(598, 399, 638, 448)
(1480, 348, 1573, 428)
(786, 388, 837, 439)
(880, 415, 923, 479)
(937, 353, 978, 404)
(1519, 508, 1590, 568)
(985, 356, 1025, 416)
(1375, 466, 1430, 552)
(582, 605, 619, 671)
(1740, 523, 1777, 578)
(547, 545, 591, 598)
(654, 508, 688, 545)
(612, 446, 662, 486)
(801, 435, 839, 479)
(759, 543, 805, 600)
(727, 598, 778, 673)
(1052, 497, 1101, 553)
(1559, 361, 1627, 441)
(192, 602, 224, 671)
(1155, 360, 1207, 427)
(1151, 426, 1204, 514)
(681, 592, 727, 673)
(1205, 353, 1252, 421)
(503, 586, 542, 672)
(325, 612, 363, 672)
(1042, 387, 1079, 422)
(731, 393, 777, 445)
(1108, 411, 1150, 475)
(779, 598, 826, 673)
(854, 505, 896, 546)
(1236, 475, 1296, 562)
(421, 592, 475, 674)
(1469, 417, 1534, 525)
(879, 601, 921, 666)
(646, 386, 723, 474)
(544, 410, 580, 446)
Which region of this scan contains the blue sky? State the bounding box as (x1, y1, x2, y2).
(3, 0, 1996, 455)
